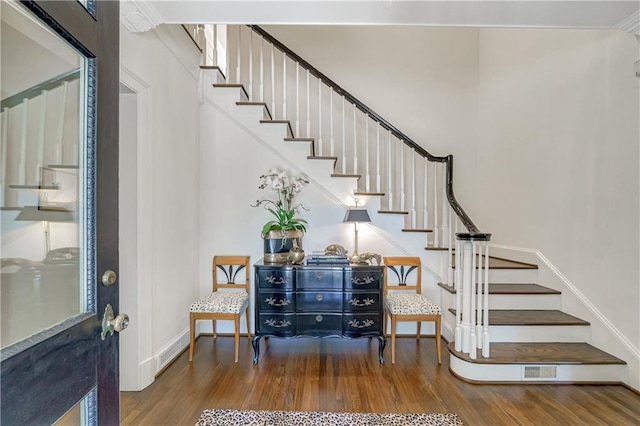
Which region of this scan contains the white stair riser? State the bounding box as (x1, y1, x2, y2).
(489, 325, 591, 342)
(450, 355, 623, 383)
(441, 287, 561, 310)
(486, 269, 539, 283)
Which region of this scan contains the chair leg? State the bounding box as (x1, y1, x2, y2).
(189, 314, 196, 362)
(212, 319, 217, 339)
(435, 316, 442, 365)
(245, 306, 252, 341)
(391, 315, 397, 364)
(234, 315, 240, 363)
(417, 321, 421, 340)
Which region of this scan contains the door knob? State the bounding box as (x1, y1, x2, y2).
(101, 303, 129, 340)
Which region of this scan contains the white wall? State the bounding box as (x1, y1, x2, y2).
(260, 25, 482, 223)
(476, 28, 640, 388)
(119, 24, 201, 389)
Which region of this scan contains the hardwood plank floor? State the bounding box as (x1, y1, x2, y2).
(121, 336, 640, 425)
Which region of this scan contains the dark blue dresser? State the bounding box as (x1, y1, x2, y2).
(252, 262, 386, 363)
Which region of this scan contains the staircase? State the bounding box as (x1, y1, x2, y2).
(197, 25, 627, 384)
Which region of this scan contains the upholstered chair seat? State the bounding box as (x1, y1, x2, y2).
(190, 292, 249, 314)
(385, 293, 442, 316)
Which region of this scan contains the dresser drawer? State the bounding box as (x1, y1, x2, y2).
(345, 267, 382, 290)
(297, 268, 343, 290)
(257, 268, 294, 289)
(343, 314, 381, 335)
(297, 313, 342, 335)
(343, 292, 381, 313)
(297, 291, 343, 312)
(258, 313, 296, 335)
(259, 291, 295, 312)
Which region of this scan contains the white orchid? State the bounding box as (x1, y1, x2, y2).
(253, 169, 309, 235)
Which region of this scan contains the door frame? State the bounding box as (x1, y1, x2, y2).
(0, 0, 120, 424)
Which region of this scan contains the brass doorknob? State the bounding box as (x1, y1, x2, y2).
(101, 303, 130, 340)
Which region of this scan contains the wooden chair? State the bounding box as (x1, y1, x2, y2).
(189, 255, 251, 362)
(383, 256, 442, 364)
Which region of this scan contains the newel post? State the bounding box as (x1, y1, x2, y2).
(455, 232, 491, 358)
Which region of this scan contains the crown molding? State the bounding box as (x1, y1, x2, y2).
(615, 10, 640, 36)
(120, 0, 163, 33)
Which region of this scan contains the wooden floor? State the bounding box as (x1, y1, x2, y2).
(121, 336, 640, 426)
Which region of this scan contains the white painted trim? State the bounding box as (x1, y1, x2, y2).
(120, 0, 162, 33)
(491, 243, 640, 364)
(119, 66, 155, 391)
(154, 327, 191, 373)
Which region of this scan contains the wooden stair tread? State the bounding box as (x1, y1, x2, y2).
(447, 309, 590, 326)
(331, 173, 361, 179)
(438, 283, 560, 295)
(47, 164, 79, 169)
(402, 228, 433, 233)
(378, 210, 408, 215)
(284, 137, 314, 142)
(212, 83, 248, 99)
(200, 65, 226, 79)
(424, 247, 449, 251)
(307, 156, 337, 160)
(9, 184, 59, 190)
(354, 191, 385, 197)
(448, 342, 626, 365)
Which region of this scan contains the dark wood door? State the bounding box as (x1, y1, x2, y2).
(0, 1, 120, 424)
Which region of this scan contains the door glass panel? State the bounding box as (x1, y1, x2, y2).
(53, 388, 96, 426)
(1, 0, 88, 349)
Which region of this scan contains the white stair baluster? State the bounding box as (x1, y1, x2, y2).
(376, 123, 381, 192)
(329, 91, 334, 157)
(352, 103, 357, 174)
(441, 165, 449, 247)
(469, 241, 477, 359)
(19, 99, 28, 184)
(341, 96, 346, 173)
(1, 107, 8, 206)
(248, 30, 254, 99)
(448, 208, 454, 286)
(433, 165, 439, 247)
(476, 242, 484, 350)
(282, 51, 287, 120)
(365, 115, 370, 192)
(461, 240, 472, 354)
(212, 24, 218, 66)
(318, 80, 323, 155)
(411, 149, 416, 228)
(236, 26, 241, 84)
(482, 242, 491, 357)
(423, 158, 429, 235)
(271, 44, 276, 116)
(399, 143, 405, 214)
(36, 90, 48, 182)
(387, 131, 393, 210)
(306, 69, 310, 137)
(56, 81, 68, 164)
(295, 64, 300, 136)
(259, 36, 264, 102)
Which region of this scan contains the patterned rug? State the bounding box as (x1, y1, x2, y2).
(196, 409, 464, 425)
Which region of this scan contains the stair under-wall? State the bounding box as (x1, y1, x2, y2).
(202, 65, 626, 384)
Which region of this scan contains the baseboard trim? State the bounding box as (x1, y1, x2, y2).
(448, 366, 625, 387)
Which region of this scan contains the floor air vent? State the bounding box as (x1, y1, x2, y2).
(523, 365, 558, 380)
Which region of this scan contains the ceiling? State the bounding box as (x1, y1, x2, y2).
(124, 1, 639, 34)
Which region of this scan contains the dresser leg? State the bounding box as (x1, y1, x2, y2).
(252, 336, 261, 364)
(377, 335, 386, 364)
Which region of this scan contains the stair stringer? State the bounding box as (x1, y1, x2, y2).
(203, 84, 453, 335)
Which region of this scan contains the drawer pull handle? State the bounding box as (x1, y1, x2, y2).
(315, 315, 323, 322)
(266, 275, 288, 285)
(349, 297, 375, 307)
(316, 272, 323, 280)
(348, 319, 375, 329)
(265, 297, 292, 307)
(316, 293, 323, 301)
(265, 318, 292, 328)
(351, 276, 375, 286)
